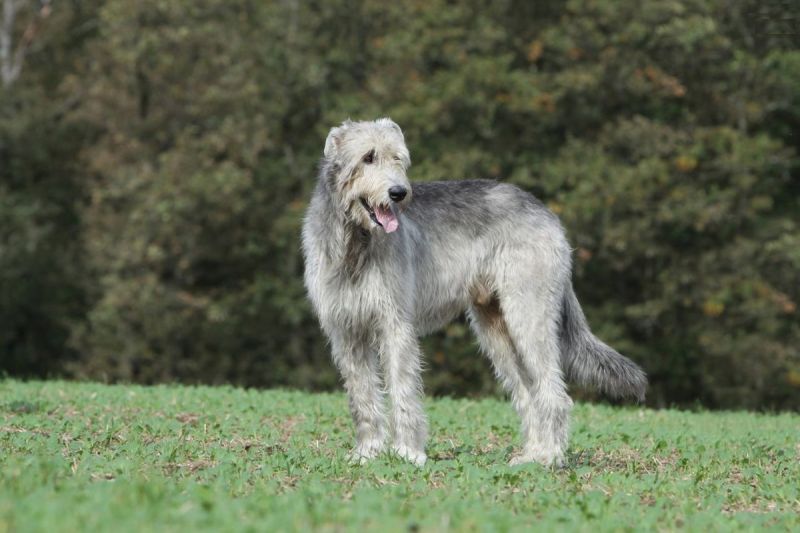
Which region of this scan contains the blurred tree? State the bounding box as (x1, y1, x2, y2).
(1, 0, 52, 87)
(4, 0, 795, 409)
(68, 0, 334, 388)
(0, 0, 102, 377)
(524, 0, 800, 409)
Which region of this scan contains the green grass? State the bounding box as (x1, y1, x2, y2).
(1, 380, 798, 532)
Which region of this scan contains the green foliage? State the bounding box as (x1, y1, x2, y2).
(0, 0, 101, 376)
(1, 0, 798, 408)
(1, 380, 799, 531)
(65, 0, 331, 388)
(0, 109, 84, 376)
(539, 122, 799, 408)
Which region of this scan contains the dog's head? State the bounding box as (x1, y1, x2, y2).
(322, 118, 412, 234)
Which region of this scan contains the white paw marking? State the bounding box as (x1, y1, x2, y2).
(508, 448, 564, 467)
(392, 444, 427, 466)
(346, 439, 386, 464)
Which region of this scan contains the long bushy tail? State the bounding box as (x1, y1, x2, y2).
(560, 284, 647, 402)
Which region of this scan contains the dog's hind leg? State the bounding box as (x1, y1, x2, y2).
(498, 277, 573, 467)
(330, 331, 388, 463)
(378, 321, 428, 466)
(467, 299, 538, 452)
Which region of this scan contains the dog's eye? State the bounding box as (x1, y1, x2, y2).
(393, 156, 401, 162)
(363, 151, 374, 164)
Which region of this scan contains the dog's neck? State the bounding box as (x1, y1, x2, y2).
(313, 169, 374, 280)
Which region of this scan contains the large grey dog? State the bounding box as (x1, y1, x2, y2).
(302, 118, 646, 466)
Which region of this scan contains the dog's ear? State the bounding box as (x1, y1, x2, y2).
(324, 120, 352, 159)
(379, 118, 404, 139)
(380, 118, 410, 167)
(323, 127, 342, 158)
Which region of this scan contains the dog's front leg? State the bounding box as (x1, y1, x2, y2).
(330, 332, 388, 463)
(379, 323, 428, 466)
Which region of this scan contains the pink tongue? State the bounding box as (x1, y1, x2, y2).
(375, 205, 399, 233)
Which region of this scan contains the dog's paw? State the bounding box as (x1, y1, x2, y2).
(392, 444, 427, 466)
(346, 452, 374, 465)
(508, 448, 564, 467)
(346, 439, 386, 465)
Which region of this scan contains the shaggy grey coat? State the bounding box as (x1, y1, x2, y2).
(302, 118, 646, 466)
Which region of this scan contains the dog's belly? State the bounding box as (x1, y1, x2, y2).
(413, 300, 466, 335)
(411, 267, 475, 335)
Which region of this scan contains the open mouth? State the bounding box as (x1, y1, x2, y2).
(359, 197, 399, 233)
(360, 197, 381, 227)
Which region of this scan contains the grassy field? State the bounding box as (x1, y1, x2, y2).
(1, 380, 798, 532)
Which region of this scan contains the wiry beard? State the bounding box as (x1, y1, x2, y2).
(341, 218, 372, 280)
(315, 167, 376, 280)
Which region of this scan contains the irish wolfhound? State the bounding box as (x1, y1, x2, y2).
(302, 118, 646, 466)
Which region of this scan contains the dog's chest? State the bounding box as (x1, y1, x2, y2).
(314, 263, 395, 330)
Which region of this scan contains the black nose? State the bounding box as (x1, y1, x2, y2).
(388, 186, 407, 202)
